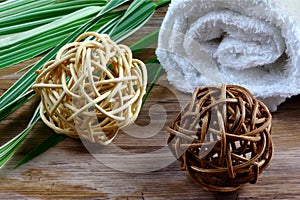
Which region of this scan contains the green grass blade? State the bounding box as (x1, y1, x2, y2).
(98, 0, 130, 16)
(0, 6, 103, 49)
(0, 63, 38, 110)
(108, 0, 164, 43)
(109, 0, 154, 35)
(142, 58, 163, 107)
(0, 90, 36, 122)
(0, 10, 125, 70)
(0, 30, 74, 57)
(0, 34, 70, 69)
(0, 0, 55, 18)
(0, 17, 92, 68)
(0, 18, 88, 54)
(0, 105, 40, 169)
(0, 0, 42, 12)
(92, 14, 123, 34)
(131, 29, 159, 54)
(0, 1, 107, 27)
(0, 16, 61, 35)
(14, 133, 66, 169)
(6, 11, 124, 68)
(155, 0, 170, 8)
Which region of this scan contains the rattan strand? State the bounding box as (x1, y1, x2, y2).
(33, 32, 147, 145)
(167, 84, 273, 192)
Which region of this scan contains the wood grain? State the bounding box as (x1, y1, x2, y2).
(1, 4, 300, 200)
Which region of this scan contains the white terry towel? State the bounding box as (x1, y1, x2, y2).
(156, 0, 300, 111)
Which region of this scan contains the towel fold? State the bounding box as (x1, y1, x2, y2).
(156, 0, 300, 111)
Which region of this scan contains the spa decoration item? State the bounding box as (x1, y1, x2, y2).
(167, 84, 273, 192)
(33, 32, 147, 145)
(156, 0, 300, 111)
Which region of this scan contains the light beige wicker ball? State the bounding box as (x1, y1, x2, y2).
(33, 32, 147, 145)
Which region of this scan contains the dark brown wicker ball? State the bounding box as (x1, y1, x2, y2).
(167, 84, 274, 192)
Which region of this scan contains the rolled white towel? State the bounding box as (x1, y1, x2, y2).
(156, 0, 300, 111)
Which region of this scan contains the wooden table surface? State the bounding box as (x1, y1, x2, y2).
(1, 4, 300, 200)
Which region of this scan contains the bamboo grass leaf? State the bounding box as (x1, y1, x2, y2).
(155, 0, 171, 8)
(0, 34, 69, 69)
(0, 0, 131, 69)
(130, 28, 159, 54)
(0, 17, 91, 58)
(0, 105, 40, 168)
(0, 0, 43, 12)
(0, 11, 125, 69)
(0, 16, 61, 35)
(0, 0, 55, 18)
(0, 66, 38, 111)
(0, 0, 107, 26)
(0, 20, 86, 54)
(93, 15, 123, 35)
(109, 0, 154, 34)
(0, 90, 36, 121)
(0, 6, 103, 49)
(111, 13, 154, 43)
(98, 0, 130, 16)
(0, 10, 123, 54)
(14, 133, 66, 169)
(109, 0, 156, 42)
(142, 58, 163, 107)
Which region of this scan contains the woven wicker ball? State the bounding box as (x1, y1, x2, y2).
(167, 84, 273, 192)
(33, 32, 147, 145)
